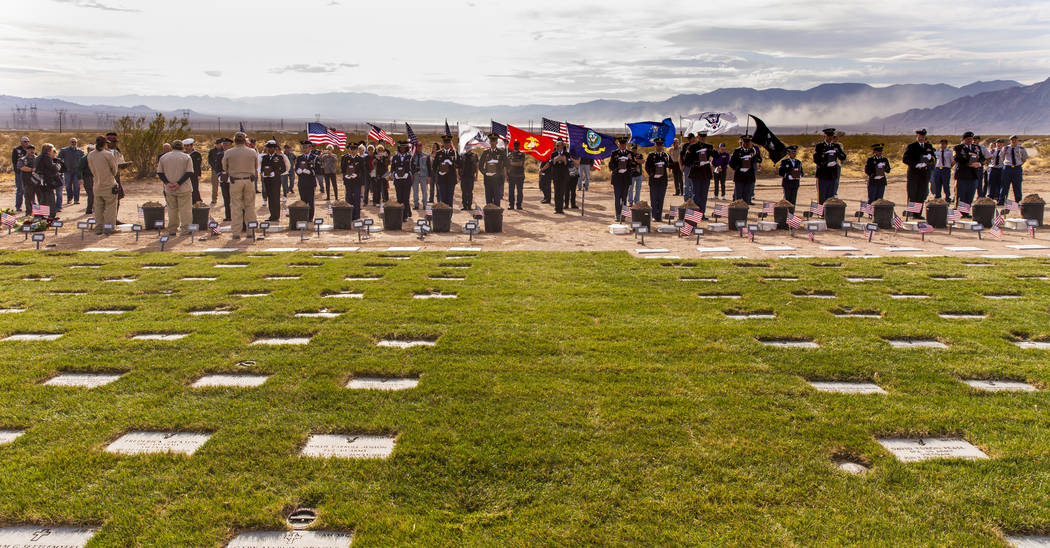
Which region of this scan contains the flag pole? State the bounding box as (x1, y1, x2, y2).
(580, 158, 586, 216)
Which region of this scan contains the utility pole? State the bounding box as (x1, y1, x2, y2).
(55, 108, 67, 132)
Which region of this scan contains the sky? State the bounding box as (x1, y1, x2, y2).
(3, 0, 1049, 105)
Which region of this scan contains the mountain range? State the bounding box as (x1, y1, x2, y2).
(1, 79, 1044, 133)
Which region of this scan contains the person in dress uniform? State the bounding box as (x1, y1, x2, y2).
(608, 136, 635, 222)
(953, 131, 985, 214)
(294, 140, 322, 220)
(341, 144, 368, 220)
(777, 145, 803, 205)
(728, 135, 762, 204)
(685, 131, 716, 213)
(548, 139, 571, 214)
(390, 141, 414, 221)
(259, 140, 288, 221)
(433, 135, 458, 206)
(813, 128, 845, 203)
(479, 134, 507, 206)
(864, 143, 891, 202)
(901, 128, 935, 218)
(645, 137, 671, 221)
(506, 141, 526, 210)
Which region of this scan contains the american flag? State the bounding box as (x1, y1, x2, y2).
(957, 202, 971, 214)
(762, 202, 774, 214)
(491, 121, 509, 143)
(621, 204, 631, 218)
(1029, 225, 1036, 238)
(810, 201, 823, 216)
(741, 224, 751, 235)
(444, 120, 453, 137)
(1, 212, 15, 227)
(474, 205, 483, 217)
(367, 123, 395, 147)
(425, 205, 432, 217)
(679, 223, 692, 236)
(405, 123, 420, 148)
(989, 226, 1003, 238)
(860, 201, 874, 215)
(685, 209, 703, 223)
(668, 206, 678, 218)
(1005, 199, 1020, 213)
(906, 202, 923, 214)
(787, 215, 803, 229)
(307, 122, 347, 150)
(592, 158, 602, 171)
(918, 223, 935, 234)
(947, 209, 962, 222)
(208, 217, 221, 235)
(892, 214, 903, 230)
(542, 118, 569, 142)
(713, 204, 728, 217)
(33, 204, 50, 217)
(993, 214, 1005, 227)
(327, 204, 333, 215)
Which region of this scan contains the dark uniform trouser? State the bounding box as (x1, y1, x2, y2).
(732, 179, 753, 203)
(987, 168, 1003, 204)
(262, 177, 281, 220)
(437, 174, 456, 206)
(931, 168, 952, 200)
(345, 183, 362, 220)
(221, 182, 231, 220)
(394, 178, 412, 220)
(429, 176, 436, 201)
(693, 178, 711, 217)
(957, 178, 977, 207)
(783, 182, 799, 205)
(817, 178, 835, 204)
(483, 176, 503, 207)
(867, 181, 886, 203)
(507, 176, 524, 208)
(459, 177, 473, 209)
(540, 173, 551, 202)
(672, 163, 683, 195)
(553, 172, 567, 213)
(568, 176, 578, 207)
(190, 174, 202, 204)
(649, 179, 667, 221)
(712, 169, 726, 197)
(906, 168, 929, 207)
(1003, 166, 1023, 203)
(612, 174, 631, 220)
(83, 177, 94, 214)
(298, 177, 316, 220)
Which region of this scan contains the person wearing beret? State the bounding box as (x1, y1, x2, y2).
(391, 141, 414, 221)
(607, 136, 634, 222)
(728, 135, 762, 205)
(864, 144, 891, 202)
(1001, 135, 1029, 204)
(953, 131, 984, 214)
(901, 129, 935, 218)
(644, 137, 671, 221)
(259, 140, 288, 222)
(778, 145, 803, 205)
(479, 134, 508, 207)
(433, 135, 458, 206)
(813, 128, 845, 204)
(294, 140, 322, 221)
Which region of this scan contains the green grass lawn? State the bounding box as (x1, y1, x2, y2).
(1, 251, 1050, 546)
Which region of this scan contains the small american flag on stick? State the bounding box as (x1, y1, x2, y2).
(1, 212, 16, 227)
(1005, 200, 1021, 213)
(668, 206, 678, 218)
(810, 201, 823, 216)
(474, 205, 483, 218)
(860, 201, 874, 215)
(685, 209, 703, 224)
(136, 206, 143, 220)
(957, 202, 971, 214)
(762, 202, 774, 214)
(906, 202, 923, 214)
(425, 205, 432, 217)
(208, 217, 221, 235)
(592, 158, 603, 171)
(787, 215, 803, 230)
(714, 204, 728, 217)
(947, 209, 961, 222)
(621, 204, 631, 218)
(327, 204, 333, 215)
(892, 214, 903, 230)
(989, 226, 1003, 238)
(918, 223, 934, 234)
(993, 214, 1005, 227)
(32, 204, 50, 217)
(1029, 225, 1036, 238)
(679, 223, 692, 236)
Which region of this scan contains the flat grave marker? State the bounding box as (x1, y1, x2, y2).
(295, 309, 342, 318)
(1006, 244, 1050, 250)
(449, 247, 481, 252)
(192, 374, 270, 388)
(808, 381, 887, 394)
(226, 531, 353, 548)
(886, 339, 948, 349)
(846, 277, 882, 282)
(181, 276, 217, 281)
(102, 277, 136, 282)
(85, 309, 129, 315)
(724, 311, 775, 320)
(890, 293, 929, 299)
(346, 377, 419, 391)
(81, 247, 118, 252)
(189, 308, 232, 316)
(938, 312, 986, 319)
(635, 248, 671, 254)
(877, 438, 988, 462)
(831, 309, 882, 318)
(680, 277, 718, 282)
(413, 292, 457, 299)
(377, 339, 436, 348)
(0, 430, 25, 445)
(131, 333, 189, 341)
(698, 293, 742, 299)
(1007, 536, 1050, 547)
(0, 308, 24, 314)
(758, 338, 819, 348)
(0, 526, 97, 547)
(265, 275, 301, 280)
(236, 292, 271, 298)
(429, 275, 465, 281)
(251, 337, 312, 346)
(344, 275, 381, 281)
(214, 263, 248, 268)
(984, 293, 1021, 299)
(323, 292, 364, 299)
(43, 373, 123, 388)
(106, 431, 212, 456)
(263, 247, 299, 252)
(962, 379, 1037, 392)
(982, 254, 1022, 259)
(3, 333, 63, 341)
(300, 434, 396, 459)
(1015, 341, 1050, 350)
(884, 246, 924, 252)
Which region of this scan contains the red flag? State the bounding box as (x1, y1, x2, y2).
(508, 125, 554, 161)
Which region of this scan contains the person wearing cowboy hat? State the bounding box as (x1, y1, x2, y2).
(729, 135, 762, 205)
(813, 128, 845, 204)
(391, 140, 414, 221)
(479, 133, 508, 207)
(864, 143, 891, 203)
(645, 137, 671, 221)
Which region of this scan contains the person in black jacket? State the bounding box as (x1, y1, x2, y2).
(184, 138, 204, 204)
(777, 145, 803, 205)
(294, 140, 322, 220)
(728, 135, 762, 204)
(953, 131, 985, 214)
(683, 131, 716, 213)
(259, 140, 287, 221)
(77, 144, 95, 215)
(548, 139, 571, 214)
(32, 143, 60, 218)
(645, 138, 671, 221)
(901, 129, 935, 218)
(813, 128, 845, 203)
(479, 134, 507, 206)
(341, 144, 368, 220)
(433, 136, 458, 206)
(608, 137, 634, 222)
(458, 147, 477, 210)
(207, 139, 223, 205)
(864, 144, 891, 203)
(11, 137, 30, 212)
(390, 141, 414, 220)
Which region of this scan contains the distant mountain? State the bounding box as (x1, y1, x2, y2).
(50, 80, 1022, 130)
(868, 77, 1050, 134)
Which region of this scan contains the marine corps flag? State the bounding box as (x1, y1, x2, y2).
(748, 114, 788, 163)
(507, 125, 554, 161)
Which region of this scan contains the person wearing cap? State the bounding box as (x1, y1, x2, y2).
(87, 136, 119, 233)
(341, 144, 368, 220)
(58, 138, 84, 208)
(506, 140, 526, 210)
(712, 143, 729, 199)
(608, 136, 634, 222)
(320, 144, 339, 201)
(479, 134, 507, 207)
(901, 129, 935, 218)
(457, 144, 477, 210)
(260, 140, 288, 222)
(729, 135, 762, 205)
(1001, 135, 1028, 204)
(76, 143, 95, 215)
(931, 138, 953, 202)
(864, 144, 891, 203)
(985, 139, 1005, 204)
(645, 137, 671, 221)
(813, 128, 845, 203)
(182, 138, 203, 203)
(390, 141, 414, 221)
(684, 131, 716, 209)
(294, 140, 322, 222)
(669, 138, 683, 196)
(953, 131, 985, 214)
(778, 145, 804, 205)
(157, 140, 194, 235)
(221, 132, 260, 239)
(548, 139, 571, 214)
(412, 143, 430, 210)
(207, 138, 223, 205)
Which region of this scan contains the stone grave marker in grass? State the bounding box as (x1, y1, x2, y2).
(376, 337, 437, 348)
(890, 293, 929, 299)
(938, 312, 986, 319)
(43, 372, 123, 388)
(0, 526, 97, 547)
(413, 292, 457, 299)
(264, 274, 301, 280)
(106, 431, 212, 456)
(295, 309, 342, 318)
(680, 277, 718, 282)
(251, 336, 312, 346)
(85, 308, 131, 315)
(984, 293, 1021, 299)
(0, 430, 24, 445)
(758, 338, 819, 348)
(763, 276, 799, 281)
(0, 307, 25, 314)
(188, 307, 232, 316)
(698, 292, 741, 299)
(1015, 340, 1050, 349)
(181, 276, 217, 281)
(2, 333, 63, 341)
(300, 434, 396, 459)
(131, 333, 189, 341)
(962, 379, 1037, 392)
(808, 381, 887, 394)
(346, 377, 419, 390)
(192, 374, 270, 388)
(886, 338, 948, 349)
(724, 310, 776, 320)
(877, 438, 988, 462)
(226, 531, 352, 548)
(1006, 536, 1050, 547)
(102, 276, 136, 282)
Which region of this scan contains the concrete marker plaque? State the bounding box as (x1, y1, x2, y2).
(226, 530, 353, 548)
(809, 381, 886, 394)
(44, 373, 123, 388)
(0, 526, 97, 547)
(106, 431, 212, 456)
(877, 437, 988, 462)
(300, 434, 396, 459)
(346, 377, 419, 390)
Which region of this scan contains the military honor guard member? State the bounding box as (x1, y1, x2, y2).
(901, 128, 935, 218)
(864, 143, 891, 202)
(479, 134, 508, 206)
(433, 135, 458, 206)
(156, 139, 195, 234)
(341, 144, 368, 220)
(221, 132, 260, 239)
(260, 140, 288, 221)
(506, 141, 526, 210)
(953, 131, 985, 214)
(813, 128, 846, 204)
(548, 139, 572, 214)
(608, 136, 635, 222)
(293, 140, 322, 221)
(777, 145, 803, 205)
(685, 131, 716, 213)
(645, 137, 671, 221)
(728, 135, 762, 204)
(391, 141, 414, 221)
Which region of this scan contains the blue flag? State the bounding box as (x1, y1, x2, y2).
(566, 122, 617, 160)
(626, 118, 675, 147)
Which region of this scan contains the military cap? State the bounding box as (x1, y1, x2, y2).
(616, 136, 629, 144)
(741, 134, 752, 141)
(1009, 135, 1019, 140)
(214, 138, 223, 145)
(265, 140, 278, 147)
(24, 144, 35, 150)
(300, 139, 312, 146)
(871, 143, 884, 150)
(786, 145, 798, 152)
(962, 131, 975, 138)
(686, 133, 695, 138)
(441, 134, 453, 141)
(995, 138, 1005, 143)
(653, 137, 665, 145)
(822, 128, 836, 136)
(221, 137, 234, 144)
(182, 138, 194, 146)
(915, 128, 927, 136)
(488, 133, 499, 140)
(698, 131, 708, 137)
(234, 131, 247, 140)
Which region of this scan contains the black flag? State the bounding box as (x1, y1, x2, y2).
(444, 119, 453, 137)
(749, 115, 787, 163)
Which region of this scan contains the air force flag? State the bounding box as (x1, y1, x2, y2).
(567, 122, 617, 160)
(682, 112, 739, 136)
(626, 118, 676, 147)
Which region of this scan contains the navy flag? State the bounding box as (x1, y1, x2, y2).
(566, 122, 617, 160)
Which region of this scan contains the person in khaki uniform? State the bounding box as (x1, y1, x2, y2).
(157, 140, 195, 235)
(87, 136, 119, 234)
(220, 132, 259, 239)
